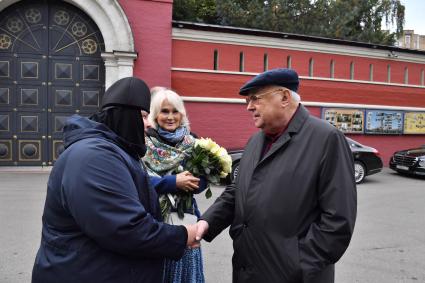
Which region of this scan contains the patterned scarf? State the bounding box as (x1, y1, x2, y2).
(143, 132, 196, 176)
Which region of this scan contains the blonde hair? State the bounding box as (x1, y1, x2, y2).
(148, 88, 190, 131)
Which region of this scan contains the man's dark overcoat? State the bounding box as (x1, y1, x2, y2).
(202, 105, 357, 283)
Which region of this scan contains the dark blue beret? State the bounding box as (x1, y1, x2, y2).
(239, 68, 299, 95)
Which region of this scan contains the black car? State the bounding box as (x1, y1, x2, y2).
(389, 145, 425, 177)
(229, 137, 383, 184)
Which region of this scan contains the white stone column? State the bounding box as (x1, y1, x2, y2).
(101, 51, 137, 89)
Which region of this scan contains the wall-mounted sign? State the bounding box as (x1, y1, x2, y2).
(365, 110, 403, 134)
(322, 108, 364, 133)
(404, 112, 425, 134)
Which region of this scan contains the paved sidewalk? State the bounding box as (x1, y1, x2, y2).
(1, 169, 425, 283)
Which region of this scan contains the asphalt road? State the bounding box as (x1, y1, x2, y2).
(0, 168, 424, 283)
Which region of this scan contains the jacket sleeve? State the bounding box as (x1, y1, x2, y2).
(299, 130, 357, 280)
(200, 182, 236, 241)
(63, 146, 187, 260)
(150, 175, 178, 194)
(193, 175, 208, 194)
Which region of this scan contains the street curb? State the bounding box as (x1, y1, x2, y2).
(0, 166, 52, 173)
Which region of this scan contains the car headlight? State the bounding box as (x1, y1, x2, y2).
(419, 158, 425, 168)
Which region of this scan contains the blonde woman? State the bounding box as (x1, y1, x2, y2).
(143, 88, 206, 283)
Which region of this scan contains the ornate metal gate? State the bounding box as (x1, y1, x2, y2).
(0, 0, 105, 165)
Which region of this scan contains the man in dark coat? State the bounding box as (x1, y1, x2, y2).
(195, 68, 357, 283)
(32, 77, 199, 283)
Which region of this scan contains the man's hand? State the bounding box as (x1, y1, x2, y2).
(195, 220, 209, 242)
(184, 224, 200, 248)
(176, 171, 200, 192)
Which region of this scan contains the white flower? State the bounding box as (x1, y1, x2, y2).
(195, 138, 208, 149)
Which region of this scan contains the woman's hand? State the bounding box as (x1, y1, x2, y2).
(176, 171, 200, 192)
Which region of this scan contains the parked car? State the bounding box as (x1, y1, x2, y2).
(229, 137, 382, 184)
(389, 145, 425, 177)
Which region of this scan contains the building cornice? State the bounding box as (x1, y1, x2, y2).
(172, 24, 425, 64)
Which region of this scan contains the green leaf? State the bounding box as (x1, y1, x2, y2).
(205, 188, 212, 199)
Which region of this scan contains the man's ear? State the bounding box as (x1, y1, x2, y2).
(281, 89, 290, 104)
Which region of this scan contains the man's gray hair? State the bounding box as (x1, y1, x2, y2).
(291, 90, 301, 103)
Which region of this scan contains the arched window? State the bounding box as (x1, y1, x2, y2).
(330, 60, 335, 78)
(387, 64, 391, 83)
(350, 61, 355, 80)
(213, 49, 219, 70)
(369, 64, 374, 81)
(239, 52, 244, 72)
(287, 56, 292, 68)
(263, 53, 268, 71)
(309, 58, 314, 77)
(404, 67, 408, 84)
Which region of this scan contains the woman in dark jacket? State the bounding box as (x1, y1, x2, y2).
(32, 77, 198, 283)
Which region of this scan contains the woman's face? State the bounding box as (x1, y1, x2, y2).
(156, 99, 182, 132)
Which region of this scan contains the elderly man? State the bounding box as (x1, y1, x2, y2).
(196, 68, 357, 283)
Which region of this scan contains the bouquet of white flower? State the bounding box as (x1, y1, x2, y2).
(160, 138, 232, 219)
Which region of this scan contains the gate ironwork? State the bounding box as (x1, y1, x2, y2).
(0, 0, 105, 165)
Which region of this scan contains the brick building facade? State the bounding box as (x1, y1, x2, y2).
(0, 0, 424, 166)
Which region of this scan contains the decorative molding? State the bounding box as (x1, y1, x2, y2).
(173, 28, 425, 64)
(182, 96, 425, 111)
(102, 51, 138, 88)
(64, 0, 134, 53)
(172, 67, 425, 89)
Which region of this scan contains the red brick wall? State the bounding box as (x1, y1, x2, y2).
(171, 38, 425, 164)
(185, 102, 424, 165)
(172, 70, 425, 108)
(172, 39, 425, 85)
(119, 0, 173, 88)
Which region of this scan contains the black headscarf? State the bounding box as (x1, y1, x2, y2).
(90, 77, 152, 158)
(90, 106, 146, 158)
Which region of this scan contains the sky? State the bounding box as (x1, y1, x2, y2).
(395, 0, 425, 35)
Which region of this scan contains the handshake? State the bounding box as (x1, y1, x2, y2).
(184, 220, 209, 248)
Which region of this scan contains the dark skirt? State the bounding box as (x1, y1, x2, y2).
(163, 247, 205, 283)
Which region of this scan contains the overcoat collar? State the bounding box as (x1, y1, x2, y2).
(256, 104, 309, 165)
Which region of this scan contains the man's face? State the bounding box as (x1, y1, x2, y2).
(246, 87, 288, 134)
(141, 110, 151, 132)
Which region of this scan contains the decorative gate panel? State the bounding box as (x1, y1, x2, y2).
(0, 0, 105, 165)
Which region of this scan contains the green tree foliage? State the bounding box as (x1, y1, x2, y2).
(173, 0, 405, 46)
(173, 0, 218, 23)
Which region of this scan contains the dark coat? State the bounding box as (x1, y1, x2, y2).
(32, 115, 187, 283)
(202, 105, 357, 283)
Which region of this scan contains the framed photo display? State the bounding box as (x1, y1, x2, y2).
(365, 110, 403, 134)
(322, 108, 364, 133)
(403, 112, 425, 134)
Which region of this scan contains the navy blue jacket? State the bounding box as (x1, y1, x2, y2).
(32, 115, 187, 283)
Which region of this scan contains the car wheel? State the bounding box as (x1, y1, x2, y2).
(232, 162, 240, 181)
(354, 161, 366, 184)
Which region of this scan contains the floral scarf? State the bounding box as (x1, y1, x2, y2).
(143, 131, 196, 176)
